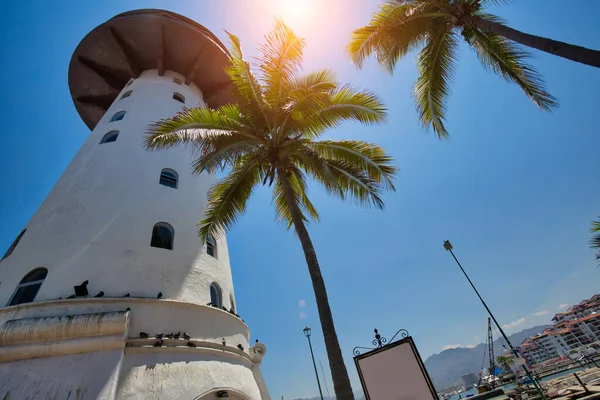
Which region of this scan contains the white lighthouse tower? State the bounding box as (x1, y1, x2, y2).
(0, 9, 269, 400)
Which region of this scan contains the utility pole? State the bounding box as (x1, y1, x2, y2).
(443, 240, 546, 400)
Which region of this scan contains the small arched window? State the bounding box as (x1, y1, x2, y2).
(207, 234, 217, 258)
(8, 267, 48, 306)
(210, 282, 222, 308)
(110, 111, 126, 122)
(126, 79, 134, 87)
(120, 90, 132, 99)
(100, 131, 119, 144)
(173, 93, 185, 104)
(2, 229, 26, 261)
(159, 169, 178, 189)
(151, 222, 174, 250)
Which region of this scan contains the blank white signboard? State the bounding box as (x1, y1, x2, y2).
(355, 338, 437, 400)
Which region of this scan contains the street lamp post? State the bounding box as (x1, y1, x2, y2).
(443, 240, 546, 400)
(303, 327, 324, 400)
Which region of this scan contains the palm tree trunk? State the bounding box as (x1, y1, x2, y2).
(278, 169, 355, 400)
(469, 16, 600, 68)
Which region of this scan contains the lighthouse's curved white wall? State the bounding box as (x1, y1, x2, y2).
(0, 69, 269, 399)
(0, 70, 235, 309)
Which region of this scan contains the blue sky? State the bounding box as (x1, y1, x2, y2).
(1, 0, 599, 398)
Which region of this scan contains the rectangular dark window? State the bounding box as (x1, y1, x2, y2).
(9, 283, 41, 306)
(159, 175, 177, 188)
(207, 243, 215, 257)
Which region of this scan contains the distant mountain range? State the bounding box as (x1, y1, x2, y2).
(424, 324, 551, 390)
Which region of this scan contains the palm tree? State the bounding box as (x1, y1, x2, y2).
(591, 218, 600, 262)
(496, 355, 514, 372)
(145, 20, 396, 400)
(347, 0, 600, 138)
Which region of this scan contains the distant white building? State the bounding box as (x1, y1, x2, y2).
(518, 294, 600, 366)
(0, 9, 269, 400)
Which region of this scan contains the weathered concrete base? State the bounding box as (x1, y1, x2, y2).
(0, 302, 269, 399)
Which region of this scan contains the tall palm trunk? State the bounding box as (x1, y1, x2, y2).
(278, 169, 355, 400)
(469, 16, 600, 68)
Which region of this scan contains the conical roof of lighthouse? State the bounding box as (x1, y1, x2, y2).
(68, 9, 235, 130)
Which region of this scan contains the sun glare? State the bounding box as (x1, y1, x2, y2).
(279, 0, 314, 28)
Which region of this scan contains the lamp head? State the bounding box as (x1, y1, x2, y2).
(303, 326, 311, 337)
(443, 240, 453, 251)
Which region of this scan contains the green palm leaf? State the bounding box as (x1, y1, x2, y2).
(198, 153, 265, 242)
(190, 133, 260, 174)
(145, 104, 249, 150)
(591, 219, 600, 260)
(302, 85, 387, 137)
(279, 69, 339, 135)
(347, 1, 438, 71)
(225, 32, 270, 130)
(413, 25, 458, 139)
(258, 18, 305, 117)
(481, 0, 514, 5)
(307, 140, 396, 190)
(469, 13, 557, 111)
(323, 159, 387, 209)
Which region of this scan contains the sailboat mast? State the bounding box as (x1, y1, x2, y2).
(488, 317, 496, 387)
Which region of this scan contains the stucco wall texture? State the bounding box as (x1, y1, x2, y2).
(0, 71, 269, 399)
(0, 71, 235, 308)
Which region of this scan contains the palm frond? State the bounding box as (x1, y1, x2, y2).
(279, 70, 339, 135)
(302, 85, 387, 136)
(348, 0, 440, 71)
(292, 144, 344, 199)
(591, 219, 600, 252)
(145, 104, 248, 150)
(480, 0, 514, 5)
(289, 69, 338, 93)
(307, 140, 396, 190)
(258, 18, 305, 117)
(322, 159, 387, 209)
(198, 153, 265, 242)
(190, 133, 260, 174)
(413, 25, 458, 139)
(468, 14, 558, 111)
(273, 167, 319, 229)
(225, 32, 270, 130)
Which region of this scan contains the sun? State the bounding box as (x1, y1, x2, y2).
(282, 0, 310, 16)
(279, 0, 314, 27)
